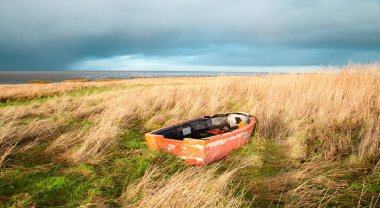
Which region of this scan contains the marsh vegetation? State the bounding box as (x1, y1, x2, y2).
(0, 64, 379, 207)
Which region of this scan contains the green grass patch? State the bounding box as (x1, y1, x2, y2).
(118, 130, 146, 150)
(0, 96, 50, 108)
(0, 168, 91, 207)
(350, 181, 380, 193)
(33, 176, 90, 206)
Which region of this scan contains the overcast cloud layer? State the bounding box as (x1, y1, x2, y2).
(0, 0, 380, 70)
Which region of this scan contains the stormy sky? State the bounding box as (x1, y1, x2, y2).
(0, 0, 380, 71)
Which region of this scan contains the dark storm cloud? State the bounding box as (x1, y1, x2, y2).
(0, 0, 380, 70)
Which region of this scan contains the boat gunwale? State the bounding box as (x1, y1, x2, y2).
(146, 112, 257, 142)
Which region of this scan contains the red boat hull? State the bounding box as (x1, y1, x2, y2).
(145, 115, 257, 165)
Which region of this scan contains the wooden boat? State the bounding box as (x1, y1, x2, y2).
(145, 112, 257, 165)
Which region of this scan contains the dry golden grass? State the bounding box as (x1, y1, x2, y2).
(0, 77, 216, 101)
(0, 64, 379, 207)
(0, 81, 120, 101)
(27, 80, 52, 84)
(121, 165, 247, 208)
(62, 78, 90, 82)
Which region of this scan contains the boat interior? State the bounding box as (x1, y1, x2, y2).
(151, 113, 252, 140)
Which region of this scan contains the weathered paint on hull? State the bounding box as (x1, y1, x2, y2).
(145, 116, 257, 165)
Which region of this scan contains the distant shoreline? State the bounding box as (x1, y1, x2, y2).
(0, 71, 271, 84)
